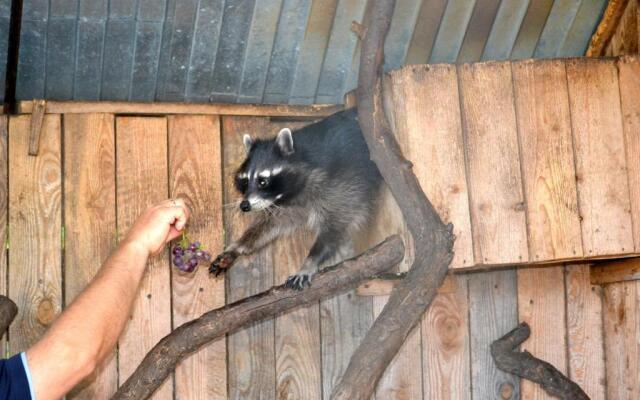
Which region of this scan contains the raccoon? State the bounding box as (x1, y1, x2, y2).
(209, 108, 382, 290)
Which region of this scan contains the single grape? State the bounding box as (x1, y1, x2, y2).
(195, 250, 204, 259)
(193, 241, 201, 249)
(188, 243, 197, 252)
(188, 257, 199, 268)
(183, 264, 196, 273)
(173, 256, 184, 267)
(173, 246, 184, 256)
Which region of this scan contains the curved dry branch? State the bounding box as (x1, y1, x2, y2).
(330, 0, 455, 398)
(0, 295, 18, 339)
(112, 235, 404, 400)
(491, 323, 590, 400)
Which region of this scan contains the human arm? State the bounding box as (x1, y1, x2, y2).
(25, 199, 190, 400)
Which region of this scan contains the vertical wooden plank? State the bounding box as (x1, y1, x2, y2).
(358, 186, 421, 400)
(116, 117, 172, 400)
(222, 116, 276, 400)
(8, 115, 62, 352)
(566, 58, 635, 256)
(517, 267, 567, 400)
(422, 275, 470, 400)
(512, 59, 583, 262)
(603, 280, 640, 400)
(64, 114, 118, 399)
(168, 115, 226, 400)
(618, 57, 640, 252)
(566, 264, 606, 400)
(390, 64, 474, 269)
(458, 61, 529, 265)
(273, 230, 322, 400)
(0, 116, 7, 345)
(468, 270, 519, 400)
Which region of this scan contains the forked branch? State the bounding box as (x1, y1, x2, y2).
(330, 0, 455, 398)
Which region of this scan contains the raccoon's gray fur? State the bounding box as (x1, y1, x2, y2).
(209, 108, 382, 290)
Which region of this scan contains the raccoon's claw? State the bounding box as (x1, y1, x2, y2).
(284, 273, 313, 291)
(209, 251, 238, 277)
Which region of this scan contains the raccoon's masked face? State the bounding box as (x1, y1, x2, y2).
(234, 128, 305, 212)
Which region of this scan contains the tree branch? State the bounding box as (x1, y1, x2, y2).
(111, 236, 404, 400)
(330, 0, 455, 398)
(491, 323, 590, 400)
(0, 295, 18, 339)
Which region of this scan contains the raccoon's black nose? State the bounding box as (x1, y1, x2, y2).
(240, 200, 251, 212)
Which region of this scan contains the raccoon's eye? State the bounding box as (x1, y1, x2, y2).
(257, 177, 269, 189)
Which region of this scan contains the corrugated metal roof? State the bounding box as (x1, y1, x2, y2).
(3, 0, 608, 104)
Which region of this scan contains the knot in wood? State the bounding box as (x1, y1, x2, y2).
(499, 382, 514, 399)
(36, 298, 57, 325)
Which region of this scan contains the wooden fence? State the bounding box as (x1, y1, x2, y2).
(0, 56, 639, 399)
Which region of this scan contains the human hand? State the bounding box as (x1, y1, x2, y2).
(122, 198, 190, 256)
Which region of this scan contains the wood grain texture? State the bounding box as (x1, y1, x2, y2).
(389, 64, 474, 269)
(604, 0, 638, 56)
(8, 115, 62, 353)
(269, 118, 322, 400)
(618, 56, 640, 252)
(273, 229, 322, 400)
(116, 117, 172, 400)
(517, 266, 567, 399)
(566, 58, 635, 256)
(222, 116, 280, 400)
(422, 275, 470, 400)
(591, 258, 640, 285)
(565, 264, 606, 400)
(602, 280, 640, 399)
(512, 59, 583, 262)
(63, 113, 118, 399)
(362, 186, 422, 400)
(458, 61, 529, 265)
(0, 116, 6, 347)
(468, 270, 520, 400)
(168, 115, 226, 400)
(17, 100, 342, 117)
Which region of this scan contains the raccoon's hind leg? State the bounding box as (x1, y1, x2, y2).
(284, 228, 351, 291)
(210, 214, 286, 276)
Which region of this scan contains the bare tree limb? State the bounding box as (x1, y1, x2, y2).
(491, 323, 590, 400)
(111, 236, 404, 400)
(0, 295, 18, 339)
(330, 0, 455, 398)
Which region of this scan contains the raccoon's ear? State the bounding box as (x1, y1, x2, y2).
(276, 128, 294, 156)
(242, 134, 253, 153)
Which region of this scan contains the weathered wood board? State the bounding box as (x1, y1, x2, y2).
(116, 117, 172, 400)
(458, 61, 529, 266)
(168, 115, 226, 400)
(566, 58, 634, 257)
(517, 266, 567, 400)
(8, 115, 62, 353)
(64, 113, 118, 399)
(566, 264, 606, 400)
(512, 59, 583, 261)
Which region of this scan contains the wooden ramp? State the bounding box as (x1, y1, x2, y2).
(0, 56, 638, 399)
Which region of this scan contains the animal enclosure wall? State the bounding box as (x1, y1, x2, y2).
(0, 56, 639, 400)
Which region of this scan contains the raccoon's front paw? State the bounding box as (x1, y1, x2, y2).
(284, 272, 315, 291)
(209, 251, 238, 276)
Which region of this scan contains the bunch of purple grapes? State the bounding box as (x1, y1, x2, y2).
(172, 235, 211, 273)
